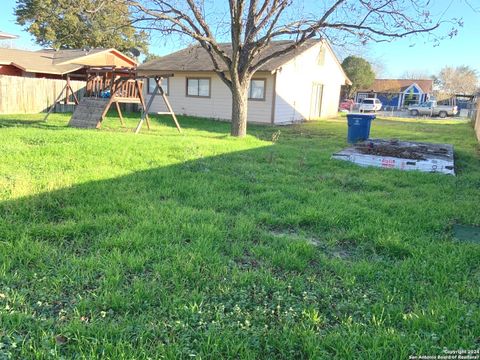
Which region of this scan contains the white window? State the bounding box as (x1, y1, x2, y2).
(187, 78, 210, 97)
(148, 77, 169, 95)
(248, 79, 266, 100)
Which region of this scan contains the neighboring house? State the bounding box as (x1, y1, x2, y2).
(355, 79, 433, 109)
(0, 31, 18, 40)
(138, 39, 351, 124)
(0, 48, 137, 79)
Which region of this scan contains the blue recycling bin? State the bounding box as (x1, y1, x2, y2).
(346, 113, 376, 143)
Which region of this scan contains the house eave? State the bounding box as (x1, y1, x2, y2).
(57, 48, 138, 67)
(18, 64, 85, 75)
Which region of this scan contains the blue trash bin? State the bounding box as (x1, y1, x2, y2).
(346, 113, 376, 143)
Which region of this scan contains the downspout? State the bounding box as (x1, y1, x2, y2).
(270, 70, 277, 124)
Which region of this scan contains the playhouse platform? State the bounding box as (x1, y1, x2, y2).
(332, 139, 455, 175)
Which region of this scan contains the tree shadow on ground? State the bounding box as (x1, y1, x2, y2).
(0, 111, 291, 143)
(0, 117, 67, 130)
(1, 144, 362, 358)
(151, 113, 280, 137)
(0, 111, 142, 132)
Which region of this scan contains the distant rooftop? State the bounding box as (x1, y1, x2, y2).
(0, 31, 18, 40)
(359, 79, 433, 93)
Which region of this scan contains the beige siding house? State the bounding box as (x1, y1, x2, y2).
(138, 39, 350, 124)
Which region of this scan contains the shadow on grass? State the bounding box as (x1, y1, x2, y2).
(1, 113, 289, 146)
(0, 111, 273, 139)
(0, 117, 68, 130)
(0, 145, 337, 357)
(0, 111, 143, 131)
(151, 113, 279, 138)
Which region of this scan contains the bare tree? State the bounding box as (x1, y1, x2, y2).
(370, 58, 387, 78)
(435, 66, 479, 96)
(126, 0, 457, 137)
(400, 70, 432, 80)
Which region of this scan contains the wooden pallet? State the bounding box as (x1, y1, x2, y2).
(332, 139, 455, 175)
(68, 98, 110, 129)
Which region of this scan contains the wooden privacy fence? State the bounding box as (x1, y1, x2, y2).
(0, 75, 86, 114)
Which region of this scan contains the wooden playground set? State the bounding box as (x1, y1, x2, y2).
(44, 66, 181, 134)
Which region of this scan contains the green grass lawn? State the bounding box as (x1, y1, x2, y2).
(0, 112, 479, 359)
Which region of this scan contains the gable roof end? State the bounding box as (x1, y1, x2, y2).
(48, 48, 137, 66)
(321, 40, 351, 85)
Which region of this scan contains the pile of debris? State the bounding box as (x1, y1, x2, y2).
(332, 139, 455, 175)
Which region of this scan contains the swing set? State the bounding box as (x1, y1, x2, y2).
(45, 66, 181, 134)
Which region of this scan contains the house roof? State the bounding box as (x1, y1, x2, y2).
(0, 48, 137, 75)
(0, 31, 18, 40)
(39, 48, 109, 64)
(360, 79, 433, 93)
(140, 39, 331, 73)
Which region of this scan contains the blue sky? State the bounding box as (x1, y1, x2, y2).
(364, 1, 480, 77)
(1, 0, 478, 78)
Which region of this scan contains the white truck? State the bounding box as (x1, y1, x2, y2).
(408, 101, 458, 118)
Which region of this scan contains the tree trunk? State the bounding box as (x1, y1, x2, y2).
(230, 82, 249, 137)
